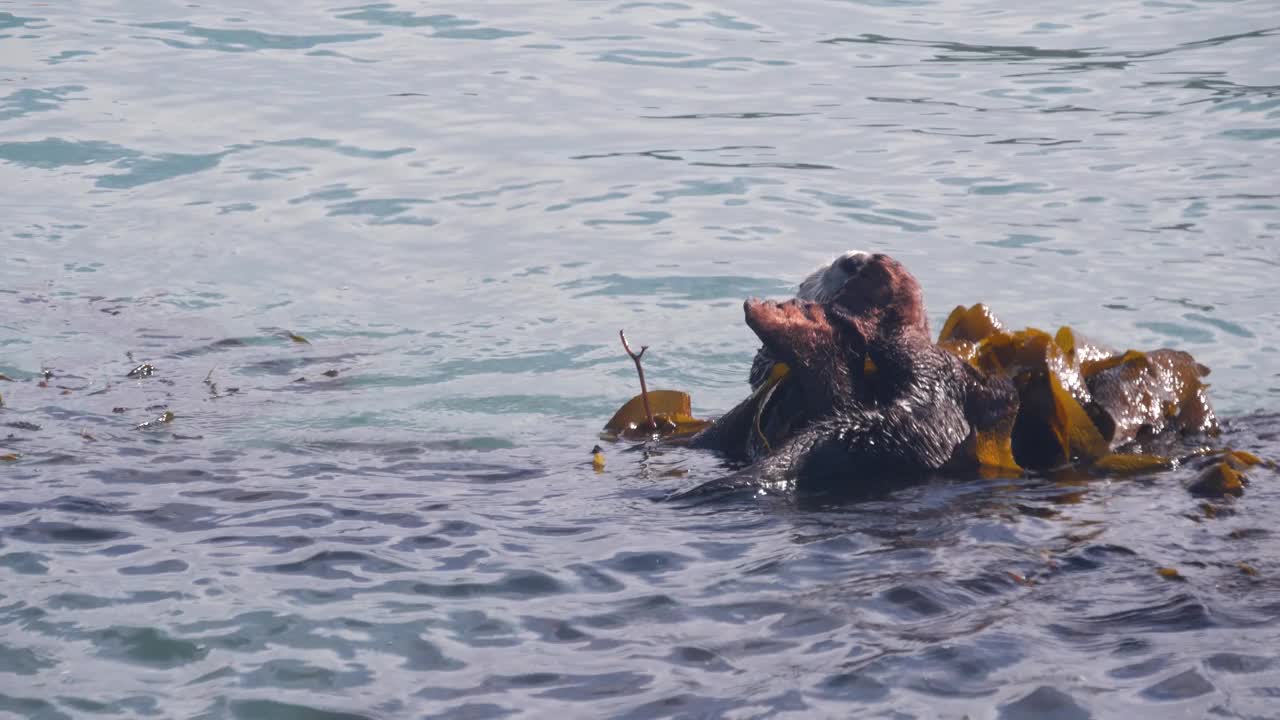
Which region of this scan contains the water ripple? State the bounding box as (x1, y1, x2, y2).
(2, 0, 1278, 717)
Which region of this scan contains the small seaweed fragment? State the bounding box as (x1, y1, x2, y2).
(0, 452, 19, 462)
(619, 330, 655, 430)
(1187, 460, 1246, 497)
(1157, 567, 1185, 581)
(287, 331, 310, 344)
(749, 361, 791, 454)
(1006, 570, 1032, 586)
(203, 367, 219, 397)
(127, 362, 154, 379)
(322, 369, 340, 378)
(136, 411, 175, 430)
(1093, 453, 1174, 475)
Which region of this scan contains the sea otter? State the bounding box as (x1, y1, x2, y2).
(675, 251, 1223, 498)
(681, 253, 1019, 496)
(688, 250, 914, 461)
(745, 249, 898, 391)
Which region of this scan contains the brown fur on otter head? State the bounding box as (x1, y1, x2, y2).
(748, 251, 928, 391)
(743, 253, 932, 413)
(828, 252, 930, 342)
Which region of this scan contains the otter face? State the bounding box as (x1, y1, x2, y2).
(829, 253, 929, 340)
(796, 250, 873, 302)
(747, 252, 927, 367)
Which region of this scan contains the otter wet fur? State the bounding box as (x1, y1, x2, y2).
(690, 251, 932, 462)
(679, 253, 1018, 499)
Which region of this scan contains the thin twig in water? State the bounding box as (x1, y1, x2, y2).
(619, 330, 655, 430)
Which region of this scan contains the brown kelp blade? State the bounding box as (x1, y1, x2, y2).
(1093, 453, 1174, 474)
(1084, 349, 1217, 446)
(971, 328, 1107, 468)
(938, 303, 1006, 344)
(603, 390, 710, 440)
(1054, 326, 1115, 365)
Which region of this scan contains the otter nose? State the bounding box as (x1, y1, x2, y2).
(837, 251, 871, 276)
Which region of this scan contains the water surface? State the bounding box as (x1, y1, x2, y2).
(2, 0, 1279, 717)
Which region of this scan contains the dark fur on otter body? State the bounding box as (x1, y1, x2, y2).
(682, 253, 1018, 496)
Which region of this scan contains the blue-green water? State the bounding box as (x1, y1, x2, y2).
(2, 1, 1279, 717)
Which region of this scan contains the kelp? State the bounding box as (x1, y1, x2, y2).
(602, 302, 1258, 494)
(939, 306, 1109, 471)
(1084, 349, 1217, 447)
(749, 361, 792, 453)
(958, 327, 1107, 469)
(948, 417, 1021, 476)
(938, 303, 1005, 345)
(1054, 326, 1115, 366)
(602, 389, 709, 440)
(1185, 450, 1268, 498)
(936, 306, 1227, 478)
(136, 410, 175, 430)
(619, 330, 658, 431)
(602, 331, 712, 441)
(937, 303, 1004, 365)
(1093, 453, 1174, 475)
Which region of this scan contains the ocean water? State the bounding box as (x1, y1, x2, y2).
(2, 0, 1279, 717)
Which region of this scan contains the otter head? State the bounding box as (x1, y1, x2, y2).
(796, 249, 874, 302)
(827, 252, 930, 343)
(743, 253, 930, 412)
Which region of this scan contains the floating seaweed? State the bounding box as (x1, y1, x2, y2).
(605, 300, 1267, 495)
(127, 362, 154, 378)
(136, 410, 175, 430)
(603, 331, 710, 441)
